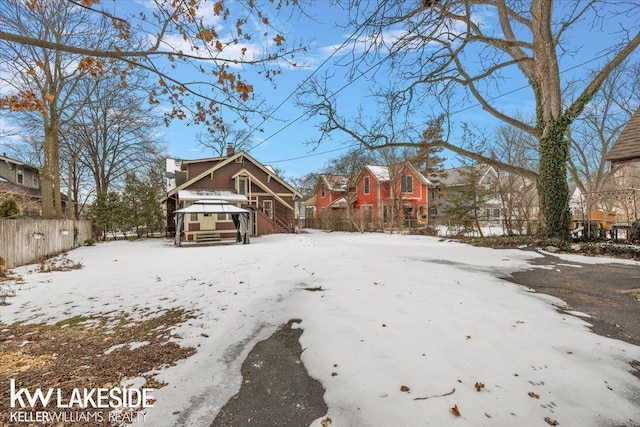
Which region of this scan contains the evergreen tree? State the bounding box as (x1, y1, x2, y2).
(88, 191, 123, 240)
(0, 198, 19, 218)
(122, 171, 163, 237)
(444, 165, 492, 237)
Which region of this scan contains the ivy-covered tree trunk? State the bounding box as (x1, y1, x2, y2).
(537, 123, 571, 240)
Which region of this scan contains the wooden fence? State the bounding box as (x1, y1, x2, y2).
(305, 208, 423, 233)
(0, 219, 92, 268)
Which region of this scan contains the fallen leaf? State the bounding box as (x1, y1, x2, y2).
(475, 382, 485, 392)
(321, 417, 332, 427)
(450, 404, 461, 417)
(544, 417, 558, 426)
(528, 391, 540, 399)
(400, 385, 410, 392)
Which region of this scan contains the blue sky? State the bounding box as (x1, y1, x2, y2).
(158, 2, 377, 178)
(1, 1, 638, 180)
(156, 1, 640, 179)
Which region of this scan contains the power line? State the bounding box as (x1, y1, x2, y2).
(262, 48, 621, 166)
(248, 0, 390, 151)
(266, 143, 359, 163)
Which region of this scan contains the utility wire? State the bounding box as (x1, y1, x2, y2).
(247, 0, 390, 151)
(262, 47, 621, 165)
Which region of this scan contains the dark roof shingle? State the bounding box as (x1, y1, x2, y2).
(606, 108, 640, 164)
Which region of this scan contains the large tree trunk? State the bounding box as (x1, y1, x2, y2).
(537, 121, 571, 239)
(41, 124, 59, 218)
(531, 1, 569, 239)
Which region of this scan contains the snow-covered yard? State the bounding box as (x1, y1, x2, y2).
(3, 230, 640, 426)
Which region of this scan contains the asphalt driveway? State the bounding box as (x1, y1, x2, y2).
(506, 251, 640, 378)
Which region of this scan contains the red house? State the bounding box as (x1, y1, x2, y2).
(314, 174, 350, 214)
(309, 163, 430, 230)
(352, 163, 430, 226)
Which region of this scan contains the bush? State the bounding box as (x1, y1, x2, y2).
(84, 238, 96, 246)
(0, 198, 19, 218)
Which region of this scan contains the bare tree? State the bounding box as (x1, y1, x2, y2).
(0, 0, 113, 217)
(491, 125, 539, 234)
(196, 126, 253, 157)
(0, 0, 307, 217)
(568, 60, 640, 195)
(71, 72, 164, 196)
(301, 1, 640, 239)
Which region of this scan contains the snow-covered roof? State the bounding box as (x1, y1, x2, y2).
(177, 190, 248, 203)
(321, 174, 349, 192)
(174, 200, 250, 214)
(365, 165, 390, 181)
(362, 163, 431, 185)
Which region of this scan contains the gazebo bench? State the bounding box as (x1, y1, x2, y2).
(195, 231, 222, 242)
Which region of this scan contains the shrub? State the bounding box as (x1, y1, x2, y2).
(0, 198, 19, 218)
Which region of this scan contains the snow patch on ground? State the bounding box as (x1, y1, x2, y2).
(4, 230, 639, 427)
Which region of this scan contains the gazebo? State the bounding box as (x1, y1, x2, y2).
(173, 200, 251, 247)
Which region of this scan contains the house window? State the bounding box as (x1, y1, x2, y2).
(321, 183, 326, 198)
(429, 207, 438, 216)
(401, 175, 413, 193)
(217, 213, 228, 221)
(32, 174, 38, 187)
(429, 189, 437, 199)
(363, 176, 370, 194)
(263, 200, 273, 218)
(17, 168, 23, 184)
(237, 177, 247, 195)
(190, 213, 198, 221)
(493, 208, 501, 219)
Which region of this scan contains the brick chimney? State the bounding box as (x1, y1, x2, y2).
(226, 144, 235, 157)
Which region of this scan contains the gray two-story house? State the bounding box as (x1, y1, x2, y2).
(0, 153, 40, 188)
(1, 153, 42, 216)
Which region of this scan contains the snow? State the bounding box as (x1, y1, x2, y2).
(3, 230, 640, 427)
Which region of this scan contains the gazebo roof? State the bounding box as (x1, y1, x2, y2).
(177, 190, 248, 203)
(606, 108, 640, 165)
(174, 200, 250, 214)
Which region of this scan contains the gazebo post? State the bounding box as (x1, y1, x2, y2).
(174, 213, 184, 247)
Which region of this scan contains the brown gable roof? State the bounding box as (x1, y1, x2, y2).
(606, 108, 640, 165)
(161, 151, 302, 201)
